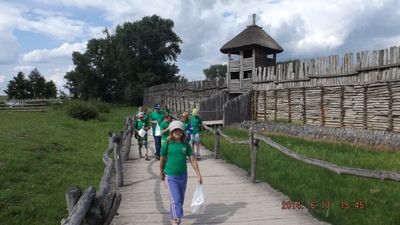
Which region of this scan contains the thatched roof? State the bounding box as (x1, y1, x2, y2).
(220, 25, 283, 54)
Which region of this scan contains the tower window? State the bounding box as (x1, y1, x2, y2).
(230, 72, 239, 80)
(243, 50, 253, 58)
(243, 70, 252, 79)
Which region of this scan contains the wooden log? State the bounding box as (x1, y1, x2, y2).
(62, 186, 96, 225)
(123, 126, 132, 161)
(219, 129, 250, 145)
(249, 132, 259, 183)
(103, 193, 122, 225)
(66, 186, 82, 215)
(214, 127, 221, 159)
(98, 134, 115, 199)
(85, 197, 102, 225)
(254, 134, 400, 182)
(114, 134, 123, 187)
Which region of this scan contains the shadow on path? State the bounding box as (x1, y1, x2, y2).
(185, 202, 247, 224)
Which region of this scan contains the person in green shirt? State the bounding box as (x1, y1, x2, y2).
(180, 112, 192, 142)
(160, 114, 172, 147)
(160, 120, 203, 225)
(150, 103, 165, 159)
(189, 108, 203, 160)
(134, 112, 150, 160)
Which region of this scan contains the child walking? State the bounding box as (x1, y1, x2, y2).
(160, 121, 203, 225)
(134, 112, 150, 160)
(189, 108, 204, 160)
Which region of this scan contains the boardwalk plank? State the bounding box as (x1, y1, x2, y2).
(112, 135, 329, 225)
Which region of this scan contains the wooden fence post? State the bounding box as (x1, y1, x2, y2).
(66, 186, 82, 215)
(264, 90, 267, 121)
(363, 85, 368, 129)
(340, 86, 345, 127)
(124, 126, 132, 161)
(249, 131, 260, 183)
(114, 134, 123, 187)
(388, 82, 393, 132)
(302, 87, 306, 124)
(214, 126, 221, 159)
(62, 186, 96, 225)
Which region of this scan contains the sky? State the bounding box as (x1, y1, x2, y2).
(0, 0, 400, 95)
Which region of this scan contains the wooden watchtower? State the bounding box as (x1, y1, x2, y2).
(220, 14, 284, 93)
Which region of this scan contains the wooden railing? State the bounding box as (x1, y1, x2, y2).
(204, 125, 400, 183)
(0, 100, 47, 112)
(60, 115, 135, 225)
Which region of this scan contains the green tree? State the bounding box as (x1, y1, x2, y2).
(44, 81, 57, 98)
(5, 72, 30, 100)
(28, 68, 47, 98)
(203, 64, 227, 80)
(64, 15, 182, 104)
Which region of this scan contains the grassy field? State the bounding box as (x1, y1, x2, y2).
(201, 128, 400, 225)
(0, 105, 137, 225)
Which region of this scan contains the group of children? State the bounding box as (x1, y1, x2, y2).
(133, 103, 204, 161)
(133, 103, 204, 225)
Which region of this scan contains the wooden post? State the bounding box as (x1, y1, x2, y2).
(123, 126, 132, 161)
(114, 135, 123, 187)
(249, 131, 259, 183)
(66, 186, 82, 215)
(302, 87, 306, 124)
(62, 186, 96, 225)
(214, 127, 221, 159)
(288, 89, 292, 123)
(388, 82, 393, 132)
(320, 87, 325, 126)
(340, 86, 345, 127)
(264, 91, 267, 121)
(363, 85, 368, 129)
(274, 90, 278, 121)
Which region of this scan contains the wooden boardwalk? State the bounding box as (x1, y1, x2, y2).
(112, 136, 329, 225)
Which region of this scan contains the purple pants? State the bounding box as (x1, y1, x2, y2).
(165, 172, 187, 220)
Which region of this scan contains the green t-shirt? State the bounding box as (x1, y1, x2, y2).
(160, 121, 170, 140)
(161, 141, 193, 176)
(182, 120, 189, 133)
(135, 119, 148, 130)
(189, 115, 202, 134)
(150, 111, 165, 134)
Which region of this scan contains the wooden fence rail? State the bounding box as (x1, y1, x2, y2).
(60, 130, 125, 225)
(204, 125, 400, 183)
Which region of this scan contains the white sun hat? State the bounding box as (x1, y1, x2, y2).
(168, 120, 184, 132)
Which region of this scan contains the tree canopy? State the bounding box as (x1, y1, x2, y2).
(64, 15, 183, 104)
(203, 64, 227, 80)
(5, 69, 57, 100)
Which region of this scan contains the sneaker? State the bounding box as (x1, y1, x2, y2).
(155, 155, 160, 160)
(145, 155, 150, 161)
(177, 218, 181, 224)
(196, 153, 201, 160)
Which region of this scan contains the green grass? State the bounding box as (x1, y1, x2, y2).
(201, 128, 400, 225)
(0, 105, 137, 225)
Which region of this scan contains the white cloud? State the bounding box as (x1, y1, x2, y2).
(22, 42, 87, 63)
(13, 65, 36, 73)
(1, 0, 400, 88)
(0, 29, 19, 64)
(0, 75, 5, 83)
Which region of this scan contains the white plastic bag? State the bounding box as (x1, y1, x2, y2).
(191, 184, 205, 214)
(155, 123, 161, 136)
(138, 128, 146, 137)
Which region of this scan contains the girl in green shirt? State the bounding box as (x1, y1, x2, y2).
(160, 120, 203, 225)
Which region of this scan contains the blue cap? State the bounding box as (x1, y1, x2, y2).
(154, 103, 161, 109)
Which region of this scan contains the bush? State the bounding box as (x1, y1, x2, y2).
(65, 100, 99, 120)
(93, 101, 111, 113)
